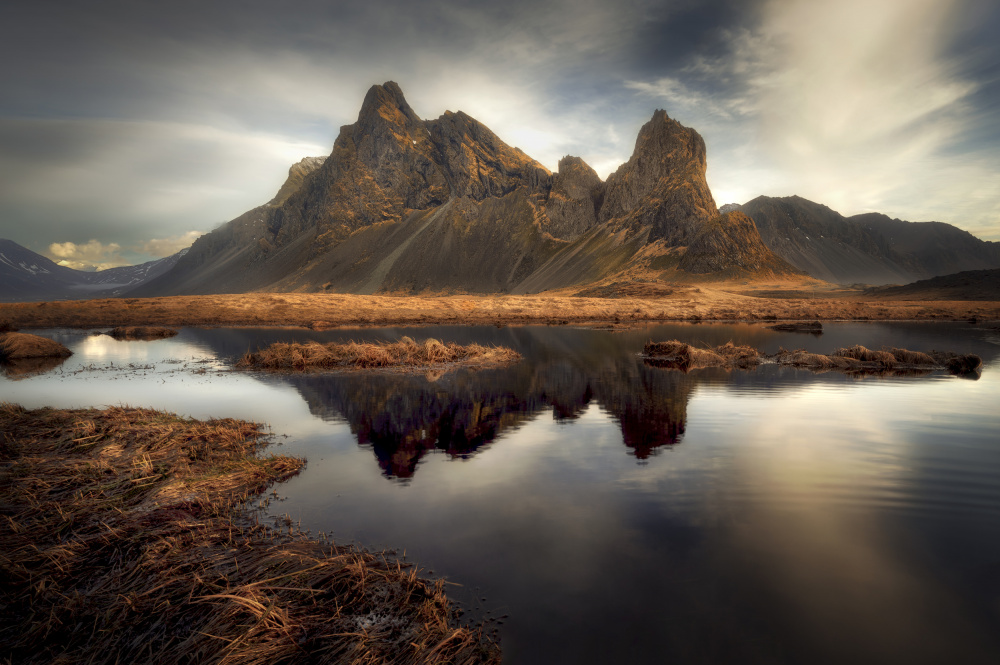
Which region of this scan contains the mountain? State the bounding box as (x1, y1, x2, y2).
(738, 196, 1000, 285)
(863, 268, 1000, 301)
(0, 239, 187, 302)
(849, 213, 1000, 278)
(132, 81, 798, 297)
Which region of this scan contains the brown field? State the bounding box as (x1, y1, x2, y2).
(0, 282, 997, 331)
(0, 405, 499, 664)
(238, 336, 521, 370)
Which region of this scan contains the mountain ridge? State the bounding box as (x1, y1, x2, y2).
(133, 81, 796, 297)
(735, 195, 1000, 285)
(0, 239, 187, 302)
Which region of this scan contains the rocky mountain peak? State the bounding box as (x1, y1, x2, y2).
(542, 156, 603, 240)
(268, 156, 326, 207)
(598, 109, 717, 242)
(356, 81, 421, 130)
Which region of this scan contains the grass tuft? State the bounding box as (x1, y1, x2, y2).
(237, 337, 521, 371)
(832, 345, 897, 367)
(106, 326, 179, 340)
(643, 340, 761, 370)
(0, 332, 72, 361)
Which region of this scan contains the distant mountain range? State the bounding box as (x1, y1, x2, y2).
(0, 239, 186, 302)
(730, 196, 1000, 285)
(5, 81, 998, 302)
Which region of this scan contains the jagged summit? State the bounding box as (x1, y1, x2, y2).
(132, 83, 799, 298)
(268, 156, 325, 207)
(599, 109, 717, 243)
(357, 81, 421, 127)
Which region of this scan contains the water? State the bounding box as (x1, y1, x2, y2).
(4, 322, 1000, 664)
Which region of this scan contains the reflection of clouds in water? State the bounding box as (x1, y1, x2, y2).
(686, 377, 1000, 663)
(2, 324, 998, 662)
(0, 362, 333, 442)
(73, 333, 217, 364)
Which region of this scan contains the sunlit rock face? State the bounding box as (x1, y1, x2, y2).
(599, 109, 718, 243)
(270, 81, 552, 249)
(679, 211, 801, 278)
(132, 83, 796, 297)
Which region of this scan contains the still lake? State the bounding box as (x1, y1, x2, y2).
(3, 322, 1000, 664)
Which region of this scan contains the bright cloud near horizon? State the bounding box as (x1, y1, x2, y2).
(1, 0, 998, 271)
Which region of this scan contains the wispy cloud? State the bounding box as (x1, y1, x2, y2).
(49, 240, 126, 271)
(0, 117, 326, 255)
(139, 231, 204, 258)
(1, 0, 997, 248)
(624, 0, 1000, 236)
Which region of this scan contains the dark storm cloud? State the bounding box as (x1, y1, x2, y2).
(0, 0, 998, 267)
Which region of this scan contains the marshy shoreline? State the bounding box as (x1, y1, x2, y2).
(643, 340, 984, 375)
(0, 405, 500, 664)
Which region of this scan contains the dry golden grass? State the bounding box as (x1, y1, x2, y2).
(238, 336, 521, 371)
(107, 325, 178, 340)
(774, 350, 864, 371)
(642, 339, 982, 376)
(0, 285, 996, 331)
(0, 405, 500, 664)
(883, 347, 937, 365)
(765, 321, 823, 333)
(0, 332, 72, 360)
(775, 346, 981, 375)
(833, 345, 899, 367)
(643, 340, 761, 370)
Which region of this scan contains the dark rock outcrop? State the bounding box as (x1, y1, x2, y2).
(542, 156, 602, 240)
(599, 109, 718, 243)
(679, 211, 800, 277)
(268, 156, 326, 207)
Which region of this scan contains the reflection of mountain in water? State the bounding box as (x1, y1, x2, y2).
(185, 323, 1000, 479)
(285, 347, 696, 478)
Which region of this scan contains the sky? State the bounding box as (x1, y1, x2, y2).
(1, 0, 998, 270)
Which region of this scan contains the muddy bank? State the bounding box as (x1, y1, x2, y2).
(644, 340, 983, 376)
(0, 405, 499, 664)
(237, 336, 521, 371)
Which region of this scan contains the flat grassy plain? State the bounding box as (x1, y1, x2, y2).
(1, 283, 997, 330)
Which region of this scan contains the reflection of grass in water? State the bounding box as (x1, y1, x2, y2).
(0, 404, 500, 664)
(238, 336, 521, 370)
(0, 355, 68, 380)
